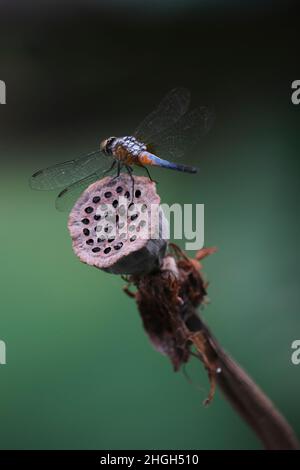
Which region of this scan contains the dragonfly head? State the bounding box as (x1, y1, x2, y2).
(100, 137, 116, 156)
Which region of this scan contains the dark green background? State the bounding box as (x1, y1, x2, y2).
(0, 0, 299, 449)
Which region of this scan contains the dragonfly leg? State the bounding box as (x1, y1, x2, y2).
(103, 159, 117, 175)
(111, 161, 122, 181)
(117, 161, 121, 177)
(125, 165, 135, 200)
(140, 164, 157, 184)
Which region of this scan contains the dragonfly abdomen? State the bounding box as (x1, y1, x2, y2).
(138, 151, 198, 174)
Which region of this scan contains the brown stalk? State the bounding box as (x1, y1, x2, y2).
(124, 244, 299, 450)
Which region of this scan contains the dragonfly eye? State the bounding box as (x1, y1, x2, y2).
(101, 137, 116, 155)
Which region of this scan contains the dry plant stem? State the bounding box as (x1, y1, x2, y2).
(189, 317, 299, 450)
(125, 244, 299, 450)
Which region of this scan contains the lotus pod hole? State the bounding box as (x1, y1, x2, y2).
(68, 174, 168, 275)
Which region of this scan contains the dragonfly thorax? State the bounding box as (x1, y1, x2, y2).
(101, 135, 146, 158)
(115, 136, 147, 157)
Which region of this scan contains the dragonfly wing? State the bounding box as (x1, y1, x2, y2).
(148, 105, 215, 161)
(55, 172, 101, 212)
(134, 87, 191, 143)
(30, 150, 110, 190)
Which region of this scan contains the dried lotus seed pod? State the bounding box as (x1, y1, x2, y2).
(68, 174, 168, 275)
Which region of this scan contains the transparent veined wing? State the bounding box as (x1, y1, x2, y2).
(134, 87, 190, 143)
(146, 105, 215, 162)
(29, 150, 111, 190)
(55, 172, 103, 212)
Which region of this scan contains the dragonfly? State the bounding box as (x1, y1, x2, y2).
(30, 88, 214, 211)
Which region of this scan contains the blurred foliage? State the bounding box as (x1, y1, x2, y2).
(0, 0, 299, 450)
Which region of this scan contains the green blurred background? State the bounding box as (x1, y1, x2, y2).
(0, 0, 299, 450)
